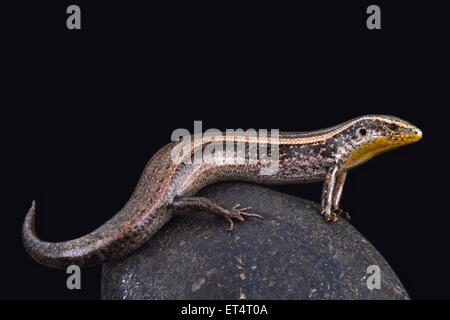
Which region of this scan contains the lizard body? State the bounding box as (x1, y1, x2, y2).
(22, 115, 422, 268)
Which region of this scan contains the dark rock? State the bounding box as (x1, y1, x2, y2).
(101, 182, 409, 300)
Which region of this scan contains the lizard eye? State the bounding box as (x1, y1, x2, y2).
(388, 123, 398, 131)
(358, 128, 367, 136)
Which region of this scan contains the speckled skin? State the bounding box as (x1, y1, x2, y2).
(22, 115, 422, 268)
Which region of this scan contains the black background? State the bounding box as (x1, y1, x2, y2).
(1, 1, 448, 299)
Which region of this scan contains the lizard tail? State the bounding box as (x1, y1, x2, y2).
(21, 200, 160, 269)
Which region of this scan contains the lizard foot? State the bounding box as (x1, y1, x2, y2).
(333, 208, 351, 221)
(321, 210, 338, 222)
(223, 204, 263, 231)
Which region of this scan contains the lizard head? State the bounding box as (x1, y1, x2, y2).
(341, 115, 422, 169)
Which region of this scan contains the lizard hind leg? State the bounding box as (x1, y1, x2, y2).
(171, 197, 263, 231)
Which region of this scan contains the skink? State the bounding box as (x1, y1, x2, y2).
(22, 115, 422, 268)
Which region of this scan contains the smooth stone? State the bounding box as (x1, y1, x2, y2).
(101, 182, 409, 300)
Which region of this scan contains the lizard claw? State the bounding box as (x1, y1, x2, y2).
(225, 204, 263, 231)
(333, 208, 351, 221)
(321, 210, 338, 222)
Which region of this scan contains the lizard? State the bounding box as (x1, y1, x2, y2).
(22, 115, 422, 268)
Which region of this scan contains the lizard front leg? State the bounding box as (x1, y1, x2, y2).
(170, 197, 263, 231)
(331, 171, 350, 220)
(321, 166, 339, 222)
